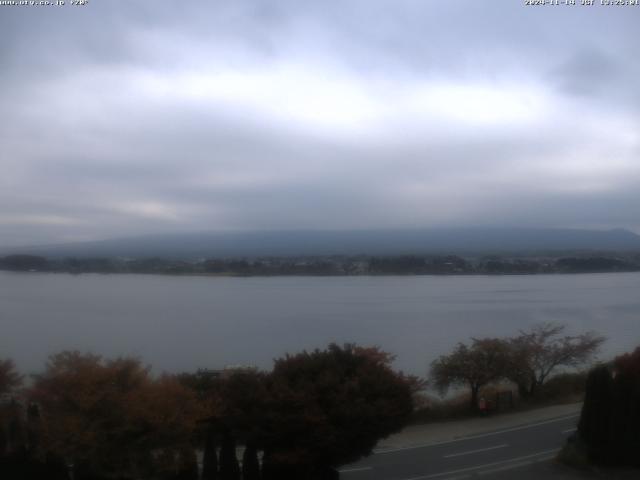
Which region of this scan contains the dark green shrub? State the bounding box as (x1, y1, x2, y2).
(201, 430, 218, 480)
(577, 347, 640, 467)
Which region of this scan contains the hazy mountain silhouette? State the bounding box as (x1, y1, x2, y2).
(5, 227, 640, 259)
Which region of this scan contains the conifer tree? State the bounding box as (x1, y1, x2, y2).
(202, 430, 219, 480)
(241, 442, 260, 480)
(219, 430, 240, 480)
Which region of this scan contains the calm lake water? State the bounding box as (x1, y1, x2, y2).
(1, 271, 639, 376)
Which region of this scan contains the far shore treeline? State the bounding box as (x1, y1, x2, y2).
(2, 252, 640, 276)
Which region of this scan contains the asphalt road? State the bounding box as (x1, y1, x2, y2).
(339, 413, 580, 480)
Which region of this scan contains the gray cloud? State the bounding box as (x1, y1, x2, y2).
(1, 0, 640, 247)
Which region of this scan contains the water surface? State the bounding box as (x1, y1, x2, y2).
(1, 272, 639, 376)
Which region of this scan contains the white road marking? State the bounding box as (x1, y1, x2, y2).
(562, 428, 577, 434)
(399, 448, 560, 480)
(477, 453, 557, 476)
(375, 414, 579, 454)
(338, 466, 373, 473)
(443, 443, 508, 458)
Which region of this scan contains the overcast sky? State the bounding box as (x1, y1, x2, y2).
(1, 0, 639, 247)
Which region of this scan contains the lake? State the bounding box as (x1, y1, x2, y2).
(1, 271, 639, 376)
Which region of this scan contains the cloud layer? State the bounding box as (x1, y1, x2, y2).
(1, 0, 639, 246)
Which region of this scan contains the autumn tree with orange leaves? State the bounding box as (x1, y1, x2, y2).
(29, 351, 204, 480)
(0, 359, 22, 396)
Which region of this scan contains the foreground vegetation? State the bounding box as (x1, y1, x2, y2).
(560, 346, 640, 470)
(0, 323, 613, 478)
(429, 323, 604, 411)
(0, 344, 418, 480)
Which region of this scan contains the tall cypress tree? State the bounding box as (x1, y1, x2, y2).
(26, 403, 41, 454)
(578, 365, 613, 464)
(202, 430, 219, 480)
(175, 447, 198, 480)
(219, 430, 240, 480)
(578, 348, 640, 467)
(0, 423, 7, 458)
(610, 349, 640, 466)
(241, 442, 260, 480)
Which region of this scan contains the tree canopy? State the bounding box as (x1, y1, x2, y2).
(430, 338, 511, 409)
(0, 359, 23, 396)
(29, 352, 203, 479)
(507, 323, 605, 397)
(430, 323, 605, 407)
(261, 344, 415, 478)
(2, 344, 418, 479)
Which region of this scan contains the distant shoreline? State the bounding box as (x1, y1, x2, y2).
(3, 270, 640, 279)
(2, 252, 640, 277)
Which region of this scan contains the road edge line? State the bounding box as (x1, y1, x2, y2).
(375, 413, 579, 454)
(399, 448, 560, 480)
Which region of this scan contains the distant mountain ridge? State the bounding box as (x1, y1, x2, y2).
(4, 227, 640, 259)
